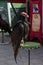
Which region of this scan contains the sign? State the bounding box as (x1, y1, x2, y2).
(30, 0, 42, 43)
(32, 14, 40, 32)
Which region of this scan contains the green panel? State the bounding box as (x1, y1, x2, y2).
(12, 3, 26, 8)
(20, 42, 41, 48)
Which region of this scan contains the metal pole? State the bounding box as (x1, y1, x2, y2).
(10, 3, 18, 17)
(28, 50, 30, 65)
(25, 0, 28, 22)
(2, 30, 4, 43)
(26, 0, 28, 13)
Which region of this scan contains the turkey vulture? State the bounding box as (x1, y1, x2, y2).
(10, 12, 30, 62)
(11, 20, 29, 63)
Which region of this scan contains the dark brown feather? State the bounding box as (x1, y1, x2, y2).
(11, 23, 23, 62)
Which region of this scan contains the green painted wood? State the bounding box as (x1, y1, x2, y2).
(12, 3, 26, 8)
(20, 42, 41, 48)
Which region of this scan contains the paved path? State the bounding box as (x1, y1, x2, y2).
(0, 33, 43, 65)
(0, 43, 43, 65)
